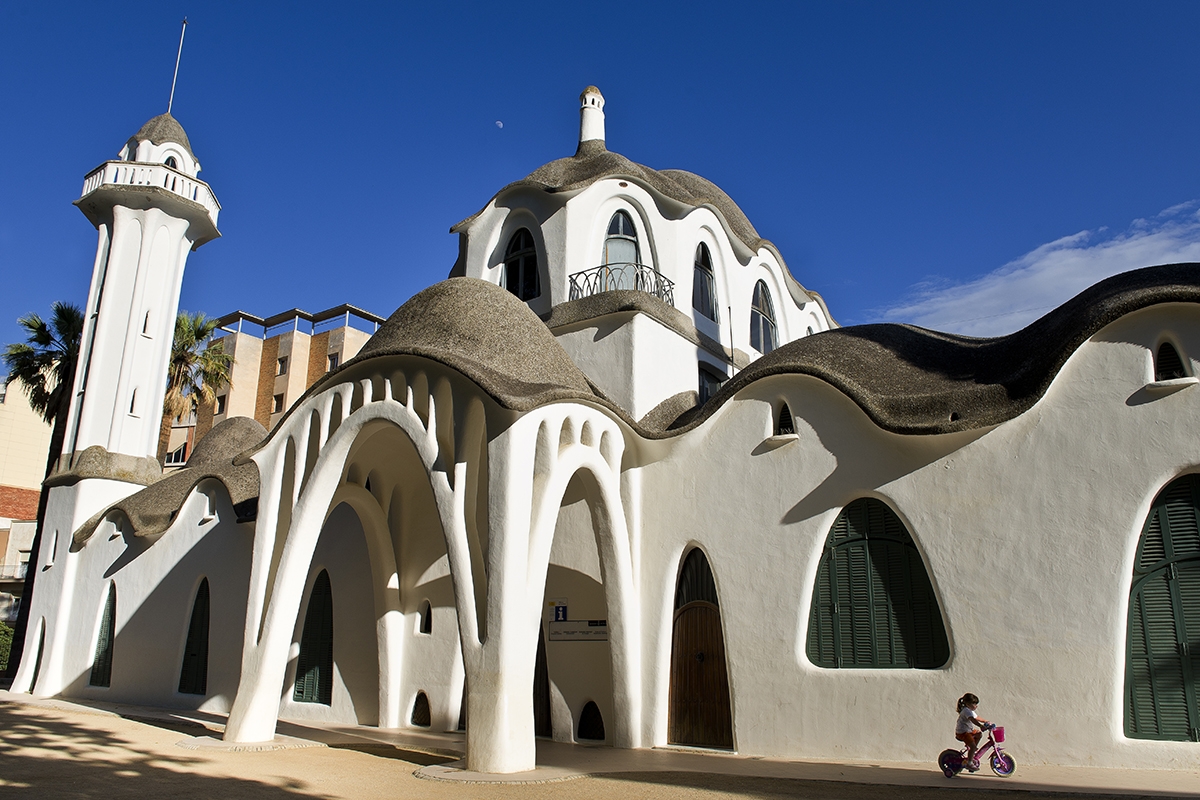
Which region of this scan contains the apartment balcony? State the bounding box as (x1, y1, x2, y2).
(0, 564, 27, 581)
(568, 263, 675, 306)
(75, 161, 221, 247)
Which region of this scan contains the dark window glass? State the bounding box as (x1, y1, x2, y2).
(1156, 343, 1187, 381)
(698, 367, 724, 405)
(420, 600, 432, 635)
(294, 570, 334, 704)
(577, 700, 606, 741)
(178, 579, 210, 695)
(777, 404, 795, 436)
(90, 584, 117, 687)
(411, 691, 432, 727)
(1125, 475, 1200, 741)
(165, 156, 178, 169)
(692, 244, 719, 322)
(806, 498, 949, 669)
(504, 228, 540, 301)
(604, 211, 639, 266)
(750, 281, 778, 354)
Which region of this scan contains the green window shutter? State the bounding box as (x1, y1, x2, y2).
(178, 579, 210, 695)
(294, 570, 334, 705)
(1125, 475, 1200, 741)
(806, 498, 949, 669)
(89, 584, 116, 687)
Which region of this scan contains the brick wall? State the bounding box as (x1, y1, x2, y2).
(0, 484, 40, 521)
(254, 335, 280, 429)
(307, 331, 331, 387)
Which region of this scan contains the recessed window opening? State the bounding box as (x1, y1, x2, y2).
(419, 600, 433, 635)
(411, 692, 432, 727)
(277, 356, 288, 376)
(165, 156, 178, 169)
(202, 490, 217, 521)
(327, 353, 339, 372)
(272, 394, 284, 414)
(128, 389, 138, 416)
(165, 443, 188, 466)
(504, 228, 541, 301)
(294, 570, 334, 704)
(215, 394, 226, 415)
(45, 530, 58, 569)
(698, 366, 725, 405)
(601, 211, 642, 292)
(806, 498, 949, 669)
(776, 403, 795, 436)
(577, 701, 605, 741)
(692, 243, 719, 322)
(750, 281, 778, 355)
(142, 311, 150, 334)
(89, 584, 117, 687)
(1156, 342, 1187, 381)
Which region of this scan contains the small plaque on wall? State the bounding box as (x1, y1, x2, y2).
(548, 619, 608, 641)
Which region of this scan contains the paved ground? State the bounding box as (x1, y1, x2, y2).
(1, 693, 1197, 799)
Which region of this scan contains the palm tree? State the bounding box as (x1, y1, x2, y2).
(157, 311, 234, 464)
(1, 301, 84, 681)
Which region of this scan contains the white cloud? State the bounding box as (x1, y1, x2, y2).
(873, 202, 1200, 337)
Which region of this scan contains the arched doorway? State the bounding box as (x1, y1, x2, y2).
(1126, 474, 1200, 741)
(668, 548, 733, 748)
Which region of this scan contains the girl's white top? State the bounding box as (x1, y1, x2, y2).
(956, 707, 978, 734)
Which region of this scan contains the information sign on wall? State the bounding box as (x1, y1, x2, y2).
(548, 619, 608, 641)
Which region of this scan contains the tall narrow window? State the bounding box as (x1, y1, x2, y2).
(1125, 474, 1200, 741)
(1156, 342, 1187, 381)
(129, 389, 138, 416)
(504, 228, 540, 301)
(807, 498, 949, 669)
(215, 395, 227, 415)
(692, 244, 719, 322)
(294, 570, 334, 705)
(419, 600, 433, 635)
(90, 584, 117, 687)
(750, 281, 778, 355)
(698, 367, 725, 405)
(411, 691, 432, 727)
(602, 211, 640, 291)
(327, 353, 339, 372)
(776, 403, 795, 436)
(178, 579, 210, 695)
(277, 356, 288, 376)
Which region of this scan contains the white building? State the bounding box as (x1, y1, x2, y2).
(12, 90, 1200, 776)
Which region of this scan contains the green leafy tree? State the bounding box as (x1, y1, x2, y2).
(0, 622, 12, 672)
(2, 301, 84, 679)
(158, 311, 234, 463)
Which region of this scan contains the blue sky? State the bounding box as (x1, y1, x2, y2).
(3, 1, 1200, 355)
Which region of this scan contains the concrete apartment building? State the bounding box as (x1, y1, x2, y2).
(0, 379, 53, 621)
(163, 306, 383, 467)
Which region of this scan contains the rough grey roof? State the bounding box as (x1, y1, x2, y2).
(685, 263, 1200, 436)
(44, 447, 161, 489)
(74, 416, 266, 545)
(129, 113, 195, 159)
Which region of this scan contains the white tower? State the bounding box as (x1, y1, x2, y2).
(66, 113, 221, 461)
(579, 85, 605, 144)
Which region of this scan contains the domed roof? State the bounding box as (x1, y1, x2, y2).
(351, 277, 598, 410)
(129, 113, 195, 158)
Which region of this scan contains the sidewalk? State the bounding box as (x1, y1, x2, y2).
(2, 691, 1197, 799)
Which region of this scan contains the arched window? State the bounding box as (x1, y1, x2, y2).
(698, 366, 725, 405)
(90, 584, 117, 687)
(577, 700, 606, 741)
(1156, 342, 1187, 381)
(1125, 474, 1200, 741)
(294, 570, 334, 704)
(419, 600, 433, 635)
(750, 281, 778, 355)
(504, 228, 540, 301)
(604, 211, 639, 266)
(692, 243, 719, 322)
(165, 156, 178, 169)
(776, 403, 795, 436)
(411, 691, 432, 727)
(807, 498, 949, 669)
(178, 578, 210, 695)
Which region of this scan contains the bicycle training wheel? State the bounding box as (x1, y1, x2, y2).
(938, 749, 963, 778)
(990, 752, 1015, 777)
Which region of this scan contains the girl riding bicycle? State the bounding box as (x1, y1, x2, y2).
(955, 693, 992, 771)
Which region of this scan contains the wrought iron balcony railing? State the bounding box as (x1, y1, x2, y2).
(568, 263, 675, 306)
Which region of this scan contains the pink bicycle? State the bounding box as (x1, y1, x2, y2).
(938, 723, 1015, 778)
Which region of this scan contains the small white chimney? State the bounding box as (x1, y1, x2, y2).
(579, 86, 605, 145)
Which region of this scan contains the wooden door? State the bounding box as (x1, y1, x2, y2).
(668, 601, 733, 748)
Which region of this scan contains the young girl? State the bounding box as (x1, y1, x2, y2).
(955, 693, 992, 770)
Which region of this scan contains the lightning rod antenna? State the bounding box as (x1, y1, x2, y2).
(167, 18, 188, 115)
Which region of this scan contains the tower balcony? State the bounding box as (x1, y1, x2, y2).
(568, 262, 676, 306)
(75, 161, 221, 248)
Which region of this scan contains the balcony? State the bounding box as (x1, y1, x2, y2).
(76, 161, 221, 246)
(0, 564, 28, 581)
(568, 263, 675, 306)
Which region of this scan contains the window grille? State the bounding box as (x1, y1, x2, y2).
(806, 498, 948, 669)
(750, 281, 778, 354)
(504, 228, 540, 301)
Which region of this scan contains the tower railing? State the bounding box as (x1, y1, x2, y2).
(80, 161, 221, 223)
(568, 262, 675, 306)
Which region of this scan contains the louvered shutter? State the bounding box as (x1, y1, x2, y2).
(294, 571, 334, 704)
(1126, 475, 1200, 741)
(89, 585, 116, 687)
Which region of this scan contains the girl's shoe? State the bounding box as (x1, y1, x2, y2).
(966, 759, 980, 772)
